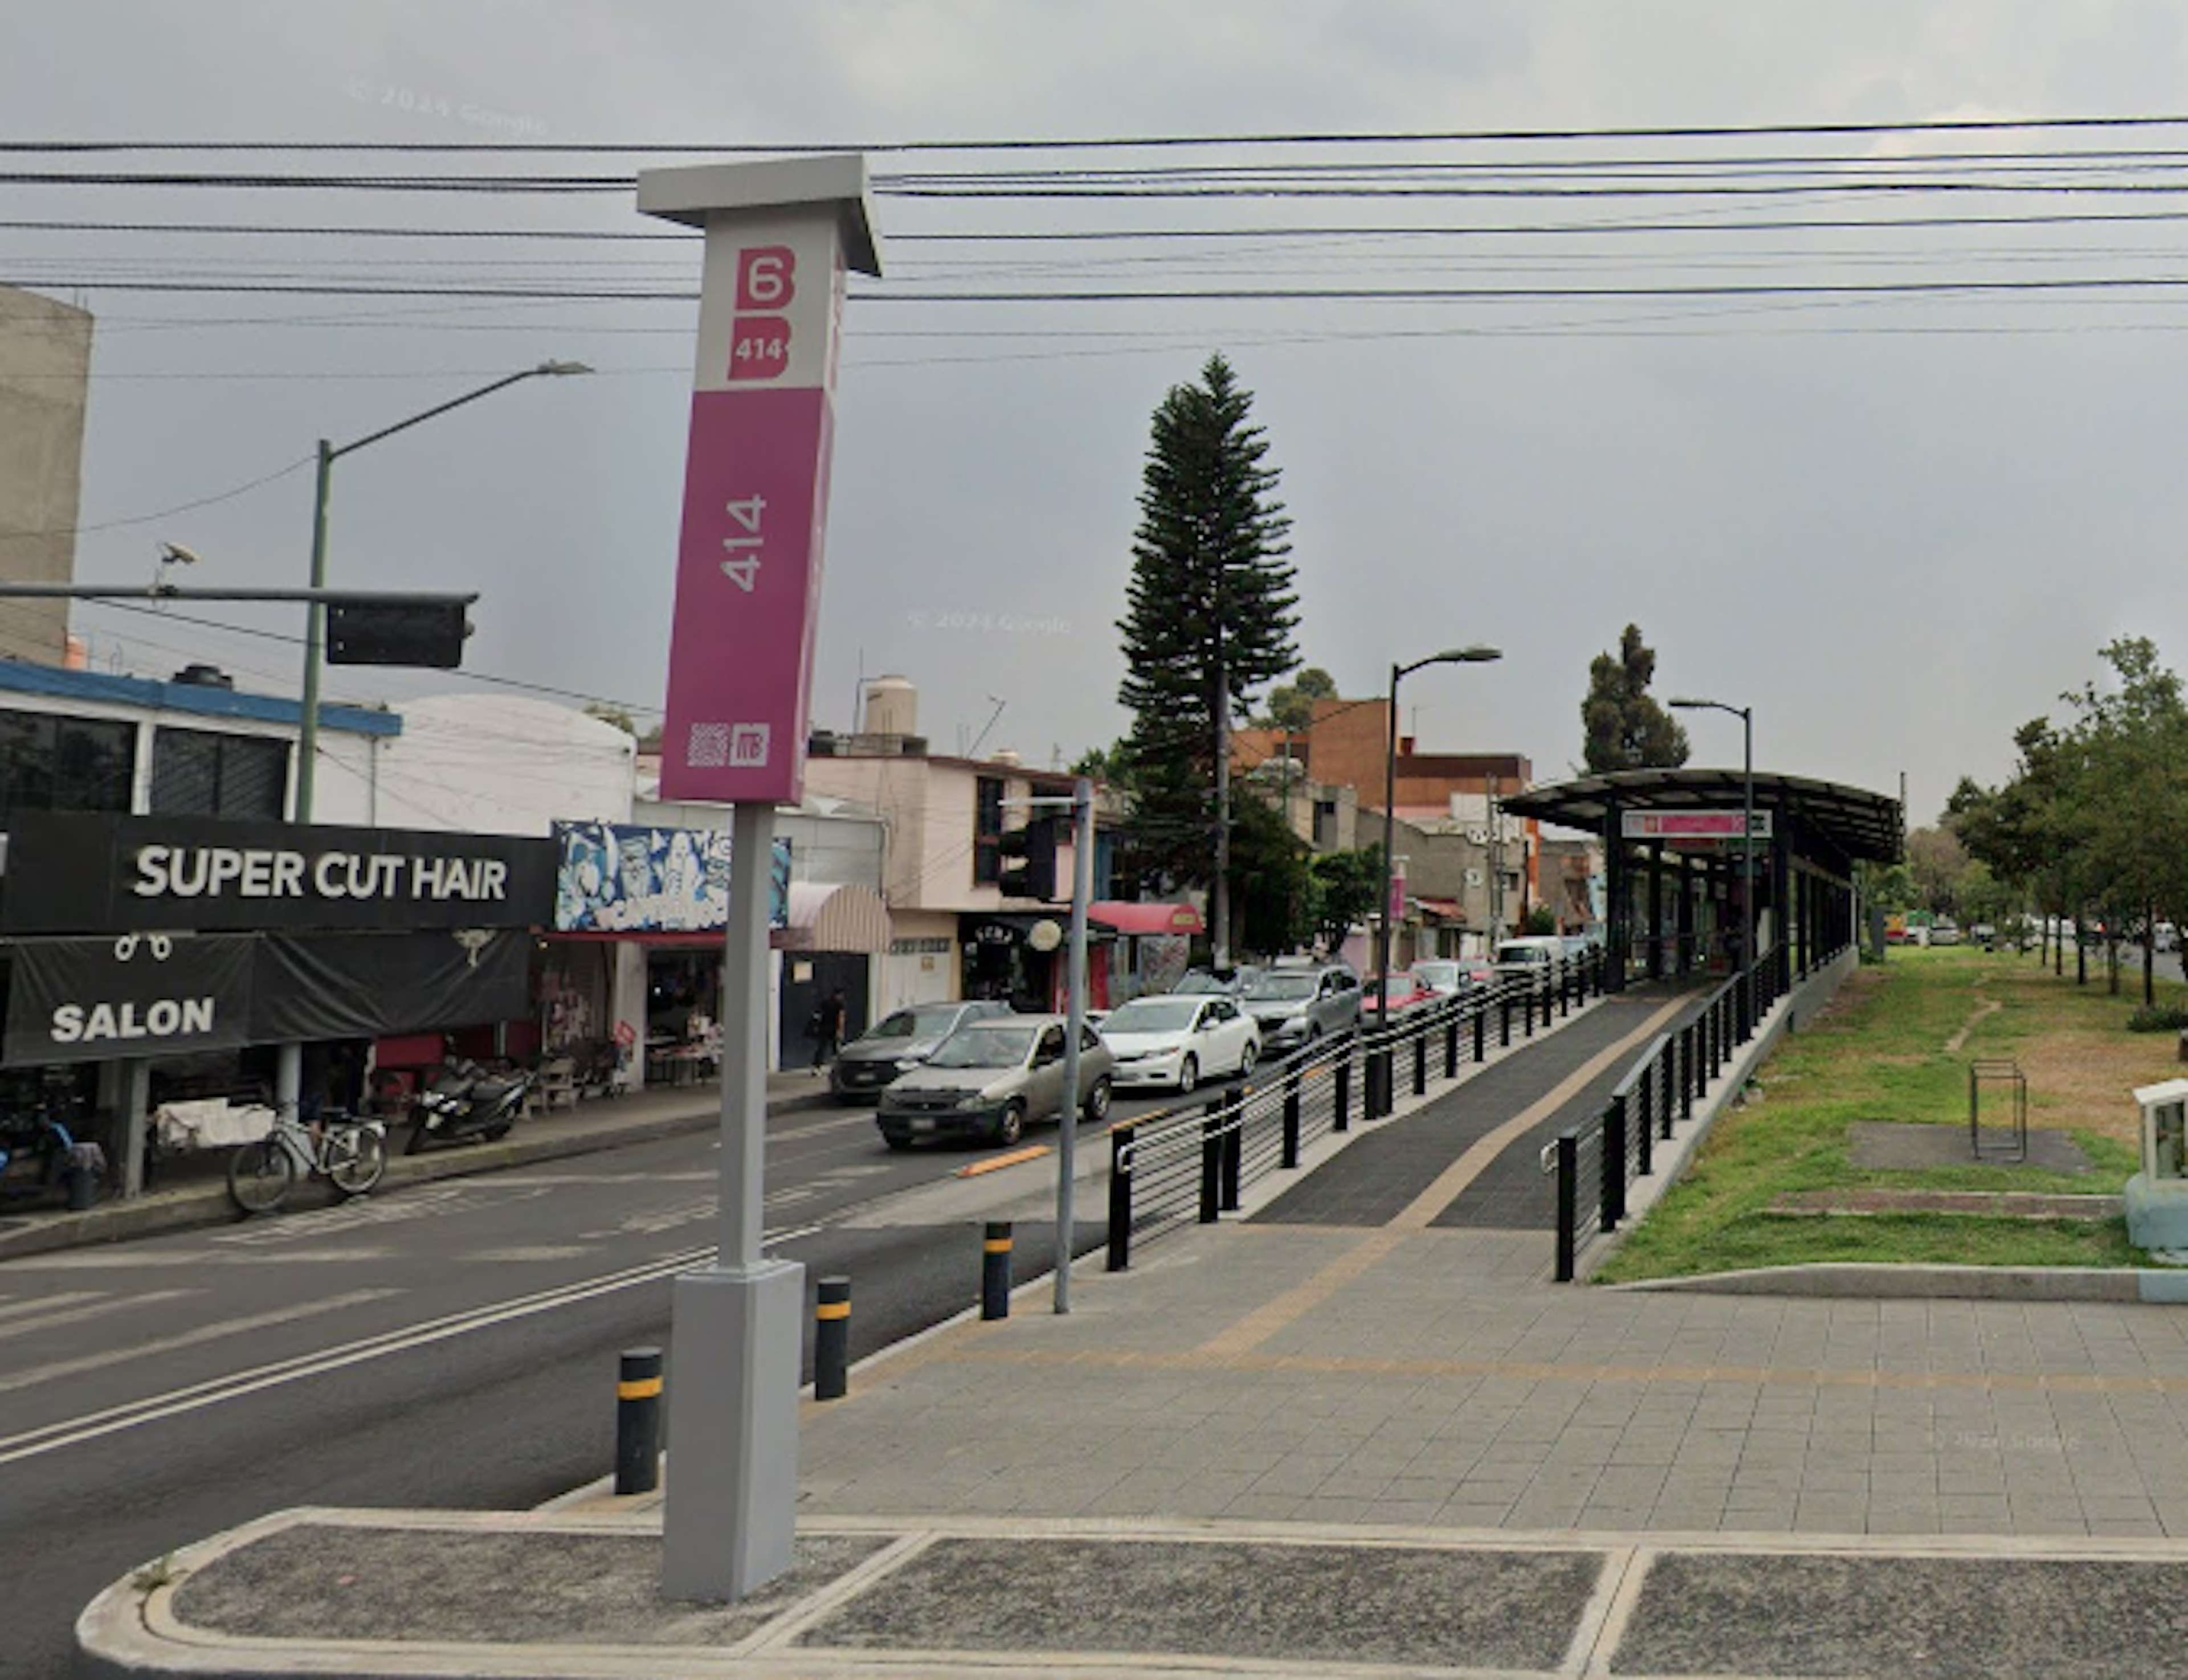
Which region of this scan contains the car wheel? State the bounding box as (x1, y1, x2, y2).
(1177, 1054, 1199, 1095)
(995, 1100, 1026, 1147)
(1082, 1076, 1112, 1123)
(1238, 1041, 1257, 1077)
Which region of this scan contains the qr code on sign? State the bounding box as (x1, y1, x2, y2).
(687, 723, 731, 767)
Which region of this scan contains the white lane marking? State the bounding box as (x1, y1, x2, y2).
(207, 1185, 551, 1247)
(0, 1229, 817, 1468)
(0, 1290, 105, 1325)
(0, 1288, 191, 1342)
(468, 1246, 591, 1262)
(0, 1289, 397, 1397)
(0, 1250, 711, 1467)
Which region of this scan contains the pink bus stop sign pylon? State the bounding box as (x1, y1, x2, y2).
(639, 156, 883, 806)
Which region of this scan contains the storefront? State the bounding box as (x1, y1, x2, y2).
(546, 819, 795, 1085)
(0, 811, 556, 1194)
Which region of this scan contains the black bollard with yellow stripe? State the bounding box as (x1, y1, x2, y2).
(614, 1347, 663, 1495)
(981, 1220, 1013, 1320)
(814, 1275, 851, 1400)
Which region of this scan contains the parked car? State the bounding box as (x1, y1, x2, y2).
(1173, 964, 1263, 997)
(1100, 993, 1259, 1092)
(1364, 973, 1439, 1024)
(1929, 918, 1962, 946)
(875, 1016, 1113, 1149)
(828, 1000, 1014, 1103)
(1239, 961, 1362, 1053)
(1410, 958, 1490, 998)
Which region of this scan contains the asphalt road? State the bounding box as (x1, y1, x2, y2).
(0, 1087, 1169, 1680)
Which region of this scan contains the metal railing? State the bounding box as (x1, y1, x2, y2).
(1544, 940, 1831, 1281)
(1106, 948, 1608, 1271)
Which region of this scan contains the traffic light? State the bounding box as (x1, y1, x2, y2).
(997, 815, 1060, 901)
(325, 598, 473, 668)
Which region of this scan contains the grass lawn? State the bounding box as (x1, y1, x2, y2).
(1594, 946, 2186, 1282)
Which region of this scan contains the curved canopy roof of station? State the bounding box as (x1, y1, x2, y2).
(1500, 769, 1903, 865)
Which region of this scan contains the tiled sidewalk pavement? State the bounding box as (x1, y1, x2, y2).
(792, 1221, 2188, 1542)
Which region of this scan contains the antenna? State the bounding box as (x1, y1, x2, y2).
(968, 694, 1006, 759)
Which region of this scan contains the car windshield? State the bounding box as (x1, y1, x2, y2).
(1172, 972, 1228, 994)
(1105, 999, 1200, 1033)
(862, 1006, 960, 1042)
(1413, 963, 1459, 986)
(1496, 946, 1548, 965)
(1245, 975, 1317, 1002)
(926, 1026, 1036, 1069)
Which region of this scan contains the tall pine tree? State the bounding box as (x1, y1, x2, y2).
(1117, 355, 1299, 962)
(1581, 623, 1689, 772)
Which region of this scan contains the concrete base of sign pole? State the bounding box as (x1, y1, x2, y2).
(659, 1258, 804, 1601)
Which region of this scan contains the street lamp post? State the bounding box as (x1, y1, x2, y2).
(292, 359, 591, 822)
(1669, 697, 1755, 1034)
(1377, 647, 1501, 1020)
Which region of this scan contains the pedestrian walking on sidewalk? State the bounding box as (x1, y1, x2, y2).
(810, 988, 846, 1073)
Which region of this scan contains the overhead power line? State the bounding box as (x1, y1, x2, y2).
(13, 113, 2188, 151)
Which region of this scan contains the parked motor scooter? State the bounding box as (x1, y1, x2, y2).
(405, 1060, 534, 1155)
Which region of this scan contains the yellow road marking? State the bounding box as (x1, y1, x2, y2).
(1197, 996, 1691, 1360)
(956, 1146, 1050, 1178)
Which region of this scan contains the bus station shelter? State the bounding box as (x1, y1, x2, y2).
(1500, 768, 1902, 993)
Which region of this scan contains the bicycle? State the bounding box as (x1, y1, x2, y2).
(226, 1109, 388, 1215)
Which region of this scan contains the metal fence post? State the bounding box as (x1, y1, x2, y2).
(1675, 1029, 1692, 1127)
(1474, 1005, 1487, 1063)
(1413, 1031, 1427, 1097)
(1199, 1101, 1223, 1221)
(1220, 1085, 1243, 1211)
(1334, 1044, 1353, 1133)
(1500, 994, 1512, 1048)
(1443, 1011, 1459, 1079)
(1602, 1096, 1628, 1231)
(1522, 988, 1535, 1039)
(1635, 1071, 1654, 1178)
(1280, 1067, 1301, 1169)
(1554, 1133, 1578, 1282)
(1107, 1125, 1133, 1272)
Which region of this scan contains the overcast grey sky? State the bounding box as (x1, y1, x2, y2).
(9, 1, 2188, 828)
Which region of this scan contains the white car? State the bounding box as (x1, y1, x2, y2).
(1100, 994, 1260, 1093)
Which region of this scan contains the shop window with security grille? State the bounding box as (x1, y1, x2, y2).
(150, 727, 290, 820)
(0, 708, 136, 819)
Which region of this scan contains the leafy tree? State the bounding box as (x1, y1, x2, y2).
(1308, 847, 1382, 951)
(1229, 786, 1313, 956)
(1117, 354, 1299, 962)
(1070, 739, 1129, 786)
(583, 702, 637, 735)
(1904, 827, 1970, 917)
(1581, 624, 1689, 773)
(1264, 665, 1336, 731)
(1520, 905, 1559, 936)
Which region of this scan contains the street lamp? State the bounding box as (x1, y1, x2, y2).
(293, 359, 592, 821)
(1377, 645, 1501, 1018)
(1669, 696, 1755, 1032)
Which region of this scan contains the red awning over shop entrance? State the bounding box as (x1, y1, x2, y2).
(1088, 901, 1205, 937)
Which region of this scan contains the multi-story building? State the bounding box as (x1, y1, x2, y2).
(0, 285, 93, 668)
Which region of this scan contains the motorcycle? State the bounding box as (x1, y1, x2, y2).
(404, 1061, 534, 1155)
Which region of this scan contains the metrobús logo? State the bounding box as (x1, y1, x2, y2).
(129, 843, 510, 905)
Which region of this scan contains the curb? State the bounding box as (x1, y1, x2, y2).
(0, 1085, 841, 1265)
(1608, 1260, 2188, 1303)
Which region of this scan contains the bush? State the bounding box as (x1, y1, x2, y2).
(2126, 1004, 2188, 1033)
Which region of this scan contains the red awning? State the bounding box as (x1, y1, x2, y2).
(1088, 900, 1205, 937)
(1416, 897, 1465, 920)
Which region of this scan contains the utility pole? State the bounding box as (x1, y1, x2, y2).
(1054, 775, 1093, 1313)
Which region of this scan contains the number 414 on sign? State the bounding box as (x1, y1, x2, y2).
(719, 496, 765, 591)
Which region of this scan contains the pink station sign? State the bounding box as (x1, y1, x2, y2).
(644, 162, 879, 804)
